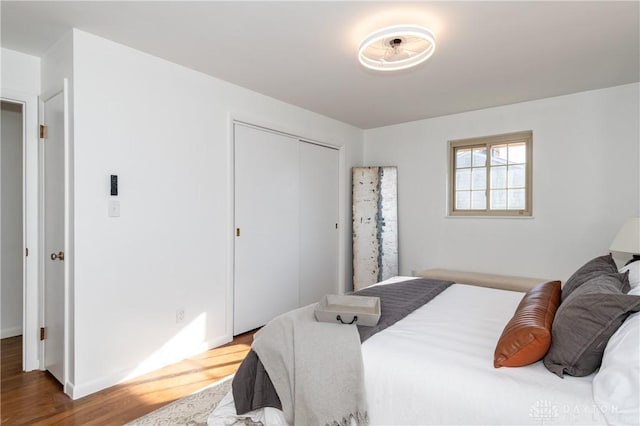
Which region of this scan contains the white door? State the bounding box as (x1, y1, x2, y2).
(299, 142, 339, 306)
(234, 124, 299, 335)
(43, 90, 65, 383)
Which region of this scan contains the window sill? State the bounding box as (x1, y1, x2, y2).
(445, 215, 535, 219)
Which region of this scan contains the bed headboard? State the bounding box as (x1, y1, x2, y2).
(414, 268, 553, 293)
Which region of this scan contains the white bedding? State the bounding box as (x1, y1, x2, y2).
(363, 277, 606, 425)
(210, 277, 607, 426)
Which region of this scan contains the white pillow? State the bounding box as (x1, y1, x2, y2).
(619, 261, 640, 289)
(592, 311, 639, 426)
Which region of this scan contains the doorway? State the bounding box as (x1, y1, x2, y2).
(1, 101, 25, 342)
(1, 89, 40, 374)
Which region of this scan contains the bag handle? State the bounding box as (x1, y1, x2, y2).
(336, 314, 358, 325)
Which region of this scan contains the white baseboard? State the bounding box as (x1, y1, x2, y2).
(64, 381, 76, 399)
(69, 334, 234, 400)
(1, 326, 23, 339)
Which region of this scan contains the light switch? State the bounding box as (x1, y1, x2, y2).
(108, 200, 120, 217)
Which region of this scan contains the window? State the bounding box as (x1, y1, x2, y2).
(449, 131, 532, 216)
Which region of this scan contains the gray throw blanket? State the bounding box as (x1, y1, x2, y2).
(233, 278, 453, 421)
(252, 303, 368, 426)
(355, 278, 453, 342)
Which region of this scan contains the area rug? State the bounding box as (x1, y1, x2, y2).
(126, 375, 233, 426)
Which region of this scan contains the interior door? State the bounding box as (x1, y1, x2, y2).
(233, 124, 299, 335)
(43, 90, 65, 384)
(299, 142, 339, 306)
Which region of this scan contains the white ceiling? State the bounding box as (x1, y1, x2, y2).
(2, 1, 638, 129)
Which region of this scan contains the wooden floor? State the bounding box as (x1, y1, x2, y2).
(1, 332, 255, 425)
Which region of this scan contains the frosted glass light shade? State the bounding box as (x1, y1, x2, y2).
(609, 218, 640, 254)
(358, 25, 436, 71)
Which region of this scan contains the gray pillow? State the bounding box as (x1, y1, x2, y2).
(561, 254, 618, 302)
(544, 272, 640, 377)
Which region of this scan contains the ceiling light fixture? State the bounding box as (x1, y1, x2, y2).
(358, 25, 436, 72)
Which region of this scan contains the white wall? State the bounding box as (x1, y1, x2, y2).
(1, 47, 41, 371)
(1, 102, 24, 338)
(363, 84, 640, 280)
(69, 30, 362, 398)
(1, 48, 40, 94)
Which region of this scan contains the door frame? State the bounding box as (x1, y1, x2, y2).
(1, 89, 40, 372)
(39, 79, 71, 393)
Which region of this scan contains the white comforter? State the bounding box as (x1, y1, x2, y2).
(363, 278, 606, 425)
(210, 277, 607, 425)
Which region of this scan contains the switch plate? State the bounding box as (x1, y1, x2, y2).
(108, 200, 120, 217)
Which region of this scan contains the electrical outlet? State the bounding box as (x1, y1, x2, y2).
(176, 308, 185, 323)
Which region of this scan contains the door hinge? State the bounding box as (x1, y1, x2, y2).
(40, 327, 46, 341)
(335, 223, 338, 229)
(236, 228, 240, 237)
(39, 125, 47, 139)
(26, 247, 29, 257)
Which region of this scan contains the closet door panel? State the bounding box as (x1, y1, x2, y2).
(234, 124, 299, 335)
(299, 142, 339, 306)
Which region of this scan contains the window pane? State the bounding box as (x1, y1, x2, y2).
(490, 166, 507, 189)
(449, 131, 531, 216)
(456, 148, 471, 168)
(490, 144, 508, 165)
(472, 148, 486, 167)
(471, 167, 486, 190)
(508, 143, 526, 164)
(507, 189, 525, 209)
(455, 191, 471, 209)
(456, 169, 471, 190)
(507, 164, 525, 188)
(490, 189, 507, 209)
(471, 190, 486, 209)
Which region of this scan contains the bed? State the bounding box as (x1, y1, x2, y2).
(209, 258, 640, 426)
(362, 278, 603, 425)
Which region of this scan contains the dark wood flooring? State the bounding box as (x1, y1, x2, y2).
(1, 332, 254, 425)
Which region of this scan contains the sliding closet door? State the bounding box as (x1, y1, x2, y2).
(299, 142, 339, 306)
(234, 124, 300, 335)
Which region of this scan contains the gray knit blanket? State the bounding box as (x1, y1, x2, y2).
(252, 303, 368, 426)
(232, 278, 454, 424)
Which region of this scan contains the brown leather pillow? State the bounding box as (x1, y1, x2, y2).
(494, 280, 561, 368)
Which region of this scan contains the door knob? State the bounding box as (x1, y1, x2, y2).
(50, 251, 64, 261)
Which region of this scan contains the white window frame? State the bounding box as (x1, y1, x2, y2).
(448, 131, 533, 217)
